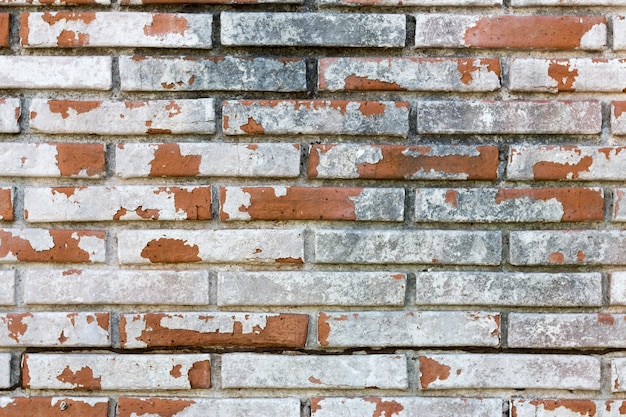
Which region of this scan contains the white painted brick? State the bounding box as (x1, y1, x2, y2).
(415, 272, 602, 307)
(115, 143, 300, 179)
(611, 102, 626, 135)
(0, 56, 111, 90)
(611, 358, 626, 391)
(118, 398, 301, 417)
(510, 59, 626, 92)
(0, 312, 109, 347)
(21, 12, 212, 48)
(23, 353, 211, 390)
(0, 143, 104, 178)
(319, 58, 501, 92)
(613, 17, 626, 50)
(0, 354, 12, 388)
(414, 187, 603, 223)
(508, 146, 626, 181)
(510, 230, 626, 265)
(0, 98, 20, 133)
(223, 100, 409, 137)
(221, 13, 405, 47)
(0, 271, 13, 305)
(23, 269, 209, 305)
(609, 272, 626, 306)
(24, 186, 211, 222)
(118, 229, 304, 264)
(318, 311, 500, 348)
(312, 397, 503, 417)
(120, 56, 306, 92)
(314, 230, 501, 265)
(0, 271, 15, 305)
(30, 98, 215, 135)
(417, 100, 602, 134)
(613, 189, 626, 221)
(222, 353, 407, 389)
(218, 271, 406, 306)
(419, 354, 601, 390)
(509, 314, 626, 348)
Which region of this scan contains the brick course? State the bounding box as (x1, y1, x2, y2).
(0, 0, 624, 411)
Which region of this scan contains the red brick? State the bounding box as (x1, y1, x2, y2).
(0, 15, 8, 48)
(0, 397, 109, 417)
(415, 15, 606, 50)
(0, 229, 105, 263)
(220, 186, 403, 221)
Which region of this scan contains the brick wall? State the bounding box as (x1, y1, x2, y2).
(0, 0, 621, 416)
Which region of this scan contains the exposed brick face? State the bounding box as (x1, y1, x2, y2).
(0, 0, 623, 411)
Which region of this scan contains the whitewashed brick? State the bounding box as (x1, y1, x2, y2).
(221, 13, 405, 47)
(223, 100, 409, 137)
(0, 57, 111, 90)
(611, 358, 626, 391)
(614, 189, 626, 221)
(30, 98, 215, 135)
(319, 58, 501, 92)
(0, 312, 109, 347)
(116, 143, 300, 179)
(419, 354, 600, 390)
(318, 311, 500, 348)
(21, 12, 212, 48)
(23, 353, 211, 390)
(222, 353, 407, 389)
(23, 270, 209, 305)
(509, 314, 626, 348)
(508, 145, 626, 181)
(415, 272, 602, 307)
(511, 230, 626, 265)
(314, 230, 501, 265)
(0, 98, 20, 133)
(312, 397, 503, 417)
(613, 17, 626, 50)
(120, 56, 306, 92)
(118, 398, 300, 417)
(0, 354, 12, 388)
(611, 102, 626, 135)
(218, 271, 406, 306)
(609, 272, 626, 306)
(118, 229, 303, 264)
(24, 186, 211, 222)
(417, 100, 601, 134)
(415, 187, 603, 223)
(510, 59, 626, 92)
(0, 271, 14, 305)
(0, 143, 104, 178)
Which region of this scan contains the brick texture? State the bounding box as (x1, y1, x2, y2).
(1, 0, 625, 411)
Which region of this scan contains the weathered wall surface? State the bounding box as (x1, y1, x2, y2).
(0, 0, 622, 416)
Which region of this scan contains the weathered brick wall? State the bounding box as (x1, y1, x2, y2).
(0, 0, 622, 415)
